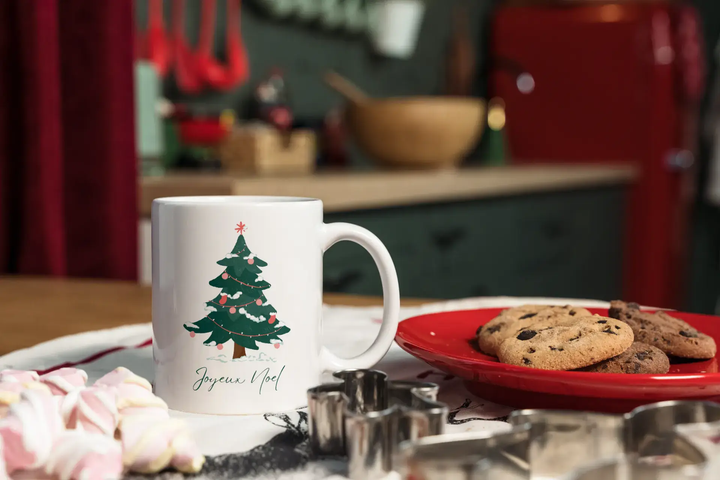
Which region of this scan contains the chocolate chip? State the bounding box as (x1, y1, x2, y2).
(519, 312, 537, 320)
(569, 333, 581, 341)
(570, 310, 577, 316)
(614, 325, 620, 330)
(522, 357, 532, 365)
(528, 348, 536, 354)
(487, 325, 502, 334)
(559, 347, 564, 351)
(597, 320, 607, 324)
(476, 325, 483, 335)
(517, 330, 537, 341)
(549, 346, 557, 351)
(635, 352, 649, 361)
(679, 330, 698, 338)
(633, 362, 642, 373)
(602, 326, 618, 335)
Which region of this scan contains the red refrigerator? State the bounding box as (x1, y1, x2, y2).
(489, 3, 705, 309)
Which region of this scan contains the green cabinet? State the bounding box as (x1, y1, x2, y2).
(323, 187, 626, 301)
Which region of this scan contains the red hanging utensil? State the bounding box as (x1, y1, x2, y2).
(195, 0, 221, 85)
(172, 0, 203, 94)
(226, 0, 250, 87)
(147, 0, 171, 77)
(195, 0, 249, 91)
(134, 0, 171, 76)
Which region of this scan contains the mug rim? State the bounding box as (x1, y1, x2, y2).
(153, 195, 322, 206)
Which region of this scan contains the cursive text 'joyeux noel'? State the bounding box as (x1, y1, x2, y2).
(193, 365, 285, 394)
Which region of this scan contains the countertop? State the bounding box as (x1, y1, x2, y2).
(140, 163, 638, 216)
(0, 277, 428, 355)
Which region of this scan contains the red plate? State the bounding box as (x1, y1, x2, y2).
(395, 307, 720, 413)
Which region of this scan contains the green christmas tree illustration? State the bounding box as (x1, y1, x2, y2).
(184, 222, 290, 359)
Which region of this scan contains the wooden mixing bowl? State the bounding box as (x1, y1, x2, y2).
(345, 97, 485, 169)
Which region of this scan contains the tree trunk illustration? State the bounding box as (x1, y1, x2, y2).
(234, 343, 247, 359)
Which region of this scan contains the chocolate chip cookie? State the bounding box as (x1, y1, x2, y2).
(579, 342, 670, 374)
(497, 316, 634, 370)
(477, 305, 591, 356)
(609, 300, 716, 359)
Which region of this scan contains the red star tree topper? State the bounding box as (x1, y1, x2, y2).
(184, 222, 289, 358)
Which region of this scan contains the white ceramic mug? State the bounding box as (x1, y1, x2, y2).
(152, 196, 400, 414)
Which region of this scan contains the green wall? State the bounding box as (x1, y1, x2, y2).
(135, 0, 492, 118)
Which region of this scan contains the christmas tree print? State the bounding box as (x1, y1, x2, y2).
(184, 222, 290, 359)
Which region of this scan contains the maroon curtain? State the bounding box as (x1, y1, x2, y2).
(0, 0, 137, 280)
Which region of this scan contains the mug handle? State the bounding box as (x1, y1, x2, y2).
(320, 222, 400, 371)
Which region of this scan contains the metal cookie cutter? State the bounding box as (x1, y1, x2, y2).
(396, 400, 720, 480)
(307, 369, 448, 479)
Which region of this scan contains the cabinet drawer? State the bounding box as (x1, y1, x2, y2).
(324, 187, 626, 300)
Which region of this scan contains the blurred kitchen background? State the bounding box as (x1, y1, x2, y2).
(2, 0, 720, 313)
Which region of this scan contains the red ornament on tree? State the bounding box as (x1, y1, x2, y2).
(219, 295, 228, 305)
(274, 343, 280, 349)
(269, 314, 276, 324)
(229, 307, 237, 314)
(189, 332, 196, 338)
(256, 298, 262, 306)
(222, 273, 229, 280)
(217, 344, 224, 350)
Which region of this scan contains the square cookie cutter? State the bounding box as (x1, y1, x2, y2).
(307, 369, 448, 479)
(396, 400, 720, 480)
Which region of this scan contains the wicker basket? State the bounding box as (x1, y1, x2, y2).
(216, 124, 316, 175)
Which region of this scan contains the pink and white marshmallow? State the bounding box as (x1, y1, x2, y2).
(39, 368, 88, 396)
(61, 387, 118, 436)
(0, 390, 64, 472)
(0, 382, 51, 417)
(0, 435, 8, 480)
(94, 367, 152, 391)
(0, 370, 39, 384)
(119, 416, 204, 474)
(44, 430, 123, 480)
(94, 367, 167, 419)
(114, 383, 169, 419)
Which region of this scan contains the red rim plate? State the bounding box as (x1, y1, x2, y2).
(395, 307, 720, 413)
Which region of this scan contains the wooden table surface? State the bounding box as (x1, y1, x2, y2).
(0, 277, 429, 355)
